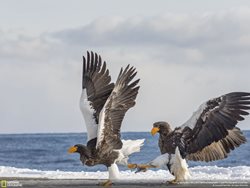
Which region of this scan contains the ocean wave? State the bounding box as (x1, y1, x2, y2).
(0, 165, 250, 181)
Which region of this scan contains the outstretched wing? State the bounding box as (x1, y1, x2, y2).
(186, 127, 246, 161)
(80, 51, 114, 142)
(180, 92, 250, 161)
(96, 65, 140, 155)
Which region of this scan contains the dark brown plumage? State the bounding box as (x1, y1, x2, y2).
(128, 92, 250, 183)
(68, 51, 141, 186)
(153, 92, 250, 162)
(97, 65, 140, 154)
(82, 51, 114, 124)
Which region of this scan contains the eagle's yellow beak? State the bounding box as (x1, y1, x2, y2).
(68, 146, 77, 153)
(151, 127, 160, 136)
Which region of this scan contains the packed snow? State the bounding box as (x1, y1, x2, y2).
(0, 165, 250, 181)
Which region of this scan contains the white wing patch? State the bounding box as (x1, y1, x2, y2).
(79, 89, 98, 141)
(181, 102, 208, 130)
(96, 102, 107, 148)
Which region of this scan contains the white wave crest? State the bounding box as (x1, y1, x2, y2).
(0, 165, 250, 181)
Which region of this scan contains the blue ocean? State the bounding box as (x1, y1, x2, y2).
(0, 131, 249, 172)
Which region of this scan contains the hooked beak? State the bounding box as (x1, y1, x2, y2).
(151, 127, 160, 136)
(68, 146, 77, 153)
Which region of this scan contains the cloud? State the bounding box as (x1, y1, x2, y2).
(2, 7, 250, 65)
(49, 7, 250, 67)
(52, 8, 250, 49)
(1, 7, 250, 133)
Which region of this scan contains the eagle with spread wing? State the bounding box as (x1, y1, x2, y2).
(68, 52, 144, 186)
(128, 92, 250, 183)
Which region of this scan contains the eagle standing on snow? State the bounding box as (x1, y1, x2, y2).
(128, 92, 250, 183)
(68, 52, 144, 186)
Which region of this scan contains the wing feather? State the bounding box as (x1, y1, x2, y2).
(96, 65, 140, 155)
(180, 92, 250, 160)
(80, 51, 114, 142)
(186, 128, 246, 161)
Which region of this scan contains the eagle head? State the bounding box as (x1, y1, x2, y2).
(68, 144, 92, 165)
(151, 121, 172, 136)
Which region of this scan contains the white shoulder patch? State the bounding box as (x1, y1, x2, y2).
(79, 89, 98, 141)
(96, 103, 107, 148)
(181, 102, 208, 130)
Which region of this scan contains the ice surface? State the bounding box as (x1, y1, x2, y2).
(0, 165, 250, 181)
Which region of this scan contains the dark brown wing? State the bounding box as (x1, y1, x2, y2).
(96, 65, 140, 155)
(180, 92, 250, 161)
(81, 51, 114, 123)
(80, 51, 114, 142)
(186, 127, 246, 161)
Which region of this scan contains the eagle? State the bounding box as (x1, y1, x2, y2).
(128, 92, 250, 183)
(68, 51, 144, 186)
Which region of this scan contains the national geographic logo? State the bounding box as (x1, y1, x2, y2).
(0, 180, 22, 187)
(0, 180, 6, 188)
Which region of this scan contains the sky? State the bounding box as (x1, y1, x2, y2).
(1, 0, 250, 133)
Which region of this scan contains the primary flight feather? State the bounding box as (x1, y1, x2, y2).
(129, 92, 250, 183)
(68, 51, 144, 186)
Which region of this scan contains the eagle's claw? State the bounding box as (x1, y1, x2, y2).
(135, 166, 148, 173)
(99, 180, 113, 187)
(127, 163, 151, 173)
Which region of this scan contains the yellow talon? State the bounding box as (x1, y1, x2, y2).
(137, 164, 151, 169)
(100, 180, 112, 187)
(127, 163, 137, 169)
(167, 178, 178, 184)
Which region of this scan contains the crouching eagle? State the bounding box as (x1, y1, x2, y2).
(68, 52, 144, 186)
(128, 92, 250, 183)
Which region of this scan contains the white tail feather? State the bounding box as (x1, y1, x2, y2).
(116, 139, 145, 166)
(121, 139, 145, 156)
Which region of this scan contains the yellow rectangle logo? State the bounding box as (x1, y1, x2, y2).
(1, 180, 7, 188)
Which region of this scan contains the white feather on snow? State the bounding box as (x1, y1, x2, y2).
(1, 166, 250, 181)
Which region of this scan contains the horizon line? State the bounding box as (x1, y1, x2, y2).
(0, 130, 250, 135)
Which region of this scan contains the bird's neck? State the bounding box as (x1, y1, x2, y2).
(78, 146, 92, 158)
(160, 131, 171, 138)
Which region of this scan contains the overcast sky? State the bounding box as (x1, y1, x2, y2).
(1, 0, 250, 133)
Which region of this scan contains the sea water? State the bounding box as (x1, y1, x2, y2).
(0, 131, 249, 179)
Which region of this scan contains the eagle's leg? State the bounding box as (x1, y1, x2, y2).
(167, 178, 178, 184)
(99, 180, 113, 187)
(127, 163, 156, 173)
(99, 163, 119, 186)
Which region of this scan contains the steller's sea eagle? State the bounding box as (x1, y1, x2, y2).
(68, 51, 144, 186)
(128, 92, 250, 183)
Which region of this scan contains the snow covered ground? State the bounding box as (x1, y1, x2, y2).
(0, 165, 250, 182)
